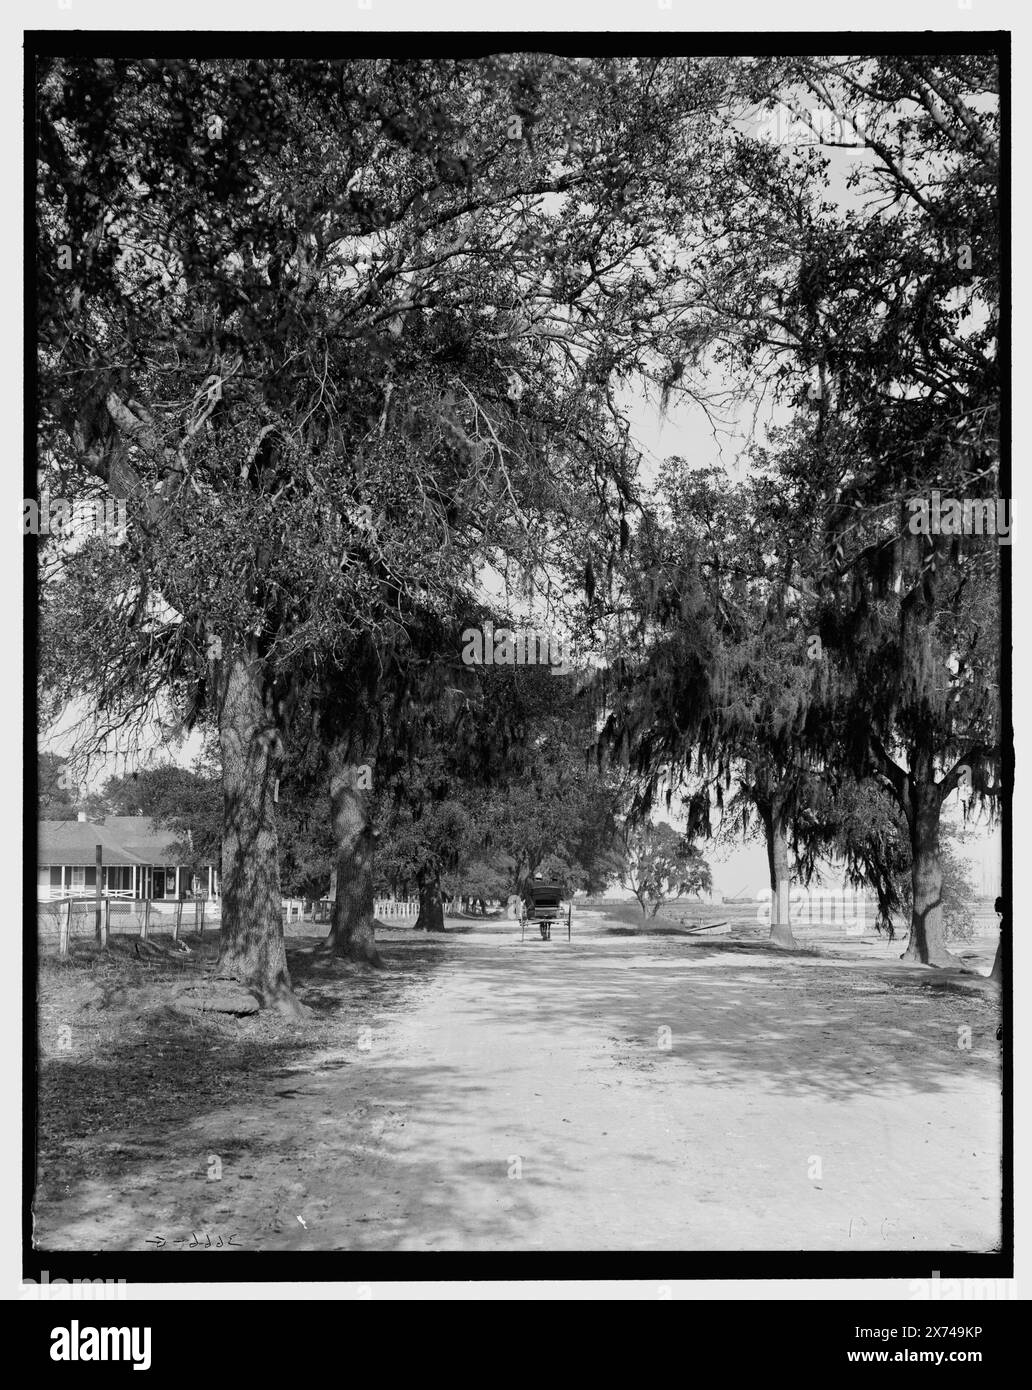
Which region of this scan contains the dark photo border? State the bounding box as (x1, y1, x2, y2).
(24, 26, 1012, 1287)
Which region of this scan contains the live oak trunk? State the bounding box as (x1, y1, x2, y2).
(325, 747, 383, 966)
(414, 870, 445, 932)
(904, 781, 956, 966)
(216, 649, 300, 1014)
(762, 805, 796, 948)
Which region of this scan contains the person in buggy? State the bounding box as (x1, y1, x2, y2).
(522, 874, 564, 940)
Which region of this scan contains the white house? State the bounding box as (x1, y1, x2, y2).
(37, 813, 219, 901)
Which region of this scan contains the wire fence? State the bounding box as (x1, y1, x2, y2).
(38, 894, 423, 952)
(38, 897, 221, 953)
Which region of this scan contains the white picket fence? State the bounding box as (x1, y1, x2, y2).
(374, 898, 419, 922)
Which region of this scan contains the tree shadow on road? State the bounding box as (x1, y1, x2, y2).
(34, 930, 1002, 1253)
(34, 934, 571, 1252)
(444, 936, 1001, 1102)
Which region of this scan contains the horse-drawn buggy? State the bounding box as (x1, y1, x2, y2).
(519, 877, 572, 943)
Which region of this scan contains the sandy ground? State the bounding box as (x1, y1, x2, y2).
(35, 913, 1002, 1252)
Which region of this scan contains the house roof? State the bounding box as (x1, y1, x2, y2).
(102, 815, 190, 861)
(37, 816, 189, 867)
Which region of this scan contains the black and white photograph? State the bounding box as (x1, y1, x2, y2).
(15, 1, 1022, 1332)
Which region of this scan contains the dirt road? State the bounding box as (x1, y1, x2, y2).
(36, 919, 1002, 1252)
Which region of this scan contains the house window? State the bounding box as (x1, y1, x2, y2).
(70, 866, 85, 890)
(49, 867, 62, 888)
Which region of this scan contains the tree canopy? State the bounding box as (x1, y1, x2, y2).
(37, 51, 1003, 998)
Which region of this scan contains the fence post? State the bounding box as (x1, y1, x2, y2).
(175, 899, 183, 942)
(94, 844, 104, 945)
(101, 896, 110, 947)
(195, 898, 201, 932)
(142, 897, 151, 941)
(59, 899, 71, 957)
(199, 898, 205, 938)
